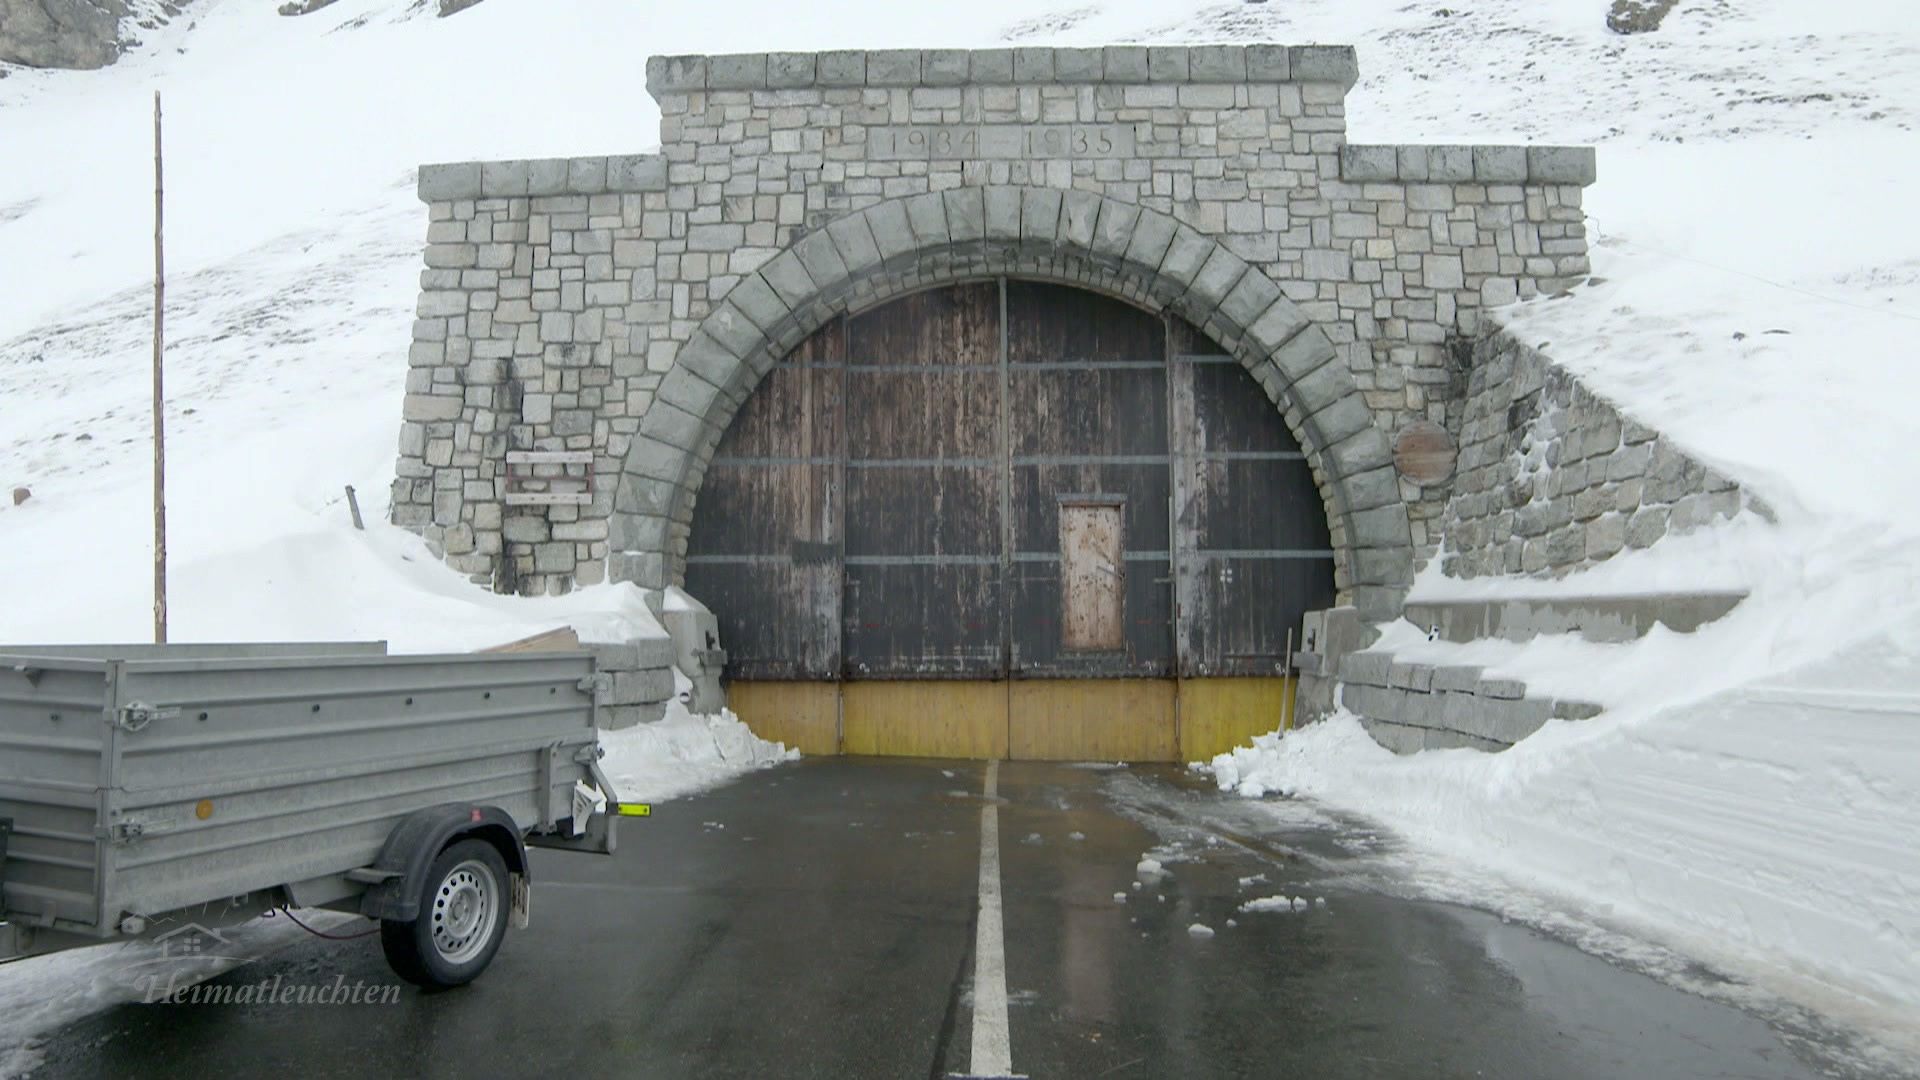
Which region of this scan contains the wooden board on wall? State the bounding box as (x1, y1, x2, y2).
(1177, 676, 1295, 762)
(727, 681, 841, 756)
(1009, 679, 1177, 762)
(842, 680, 1010, 759)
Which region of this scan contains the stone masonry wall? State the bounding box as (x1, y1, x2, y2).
(1438, 331, 1759, 579)
(391, 46, 1596, 601)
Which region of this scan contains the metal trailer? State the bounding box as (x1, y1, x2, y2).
(0, 642, 623, 988)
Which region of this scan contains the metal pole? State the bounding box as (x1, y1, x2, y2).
(1280, 626, 1294, 731)
(152, 91, 168, 645)
(344, 485, 365, 530)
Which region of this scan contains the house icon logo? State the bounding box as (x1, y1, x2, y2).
(149, 923, 237, 963)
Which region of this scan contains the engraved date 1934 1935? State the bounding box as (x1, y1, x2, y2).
(868, 124, 1138, 162)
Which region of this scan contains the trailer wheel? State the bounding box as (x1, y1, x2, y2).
(381, 838, 510, 988)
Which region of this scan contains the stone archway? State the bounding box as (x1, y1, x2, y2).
(613, 186, 1414, 620)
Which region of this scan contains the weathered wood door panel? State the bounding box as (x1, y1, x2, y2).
(1169, 320, 1337, 677)
(842, 283, 1006, 678)
(1005, 281, 1174, 677)
(685, 320, 844, 680)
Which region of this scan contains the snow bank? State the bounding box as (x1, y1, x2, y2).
(598, 696, 799, 806)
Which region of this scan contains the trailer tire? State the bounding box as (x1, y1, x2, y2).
(381, 838, 510, 989)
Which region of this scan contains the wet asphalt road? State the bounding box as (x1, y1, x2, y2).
(19, 758, 1867, 1079)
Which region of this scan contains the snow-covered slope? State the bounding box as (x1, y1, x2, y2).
(3, 0, 1918, 1063)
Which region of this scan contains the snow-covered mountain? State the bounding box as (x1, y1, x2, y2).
(2, 0, 1917, 1068)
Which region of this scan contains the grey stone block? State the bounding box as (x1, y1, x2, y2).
(1551, 699, 1604, 721)
(1359, 717, 1426, 755)
(984, 186, 1022, 242)
(767, 52, 816, 87)
(1626, 506, 1669, 549)
(601, 703, 667, 730)
(1021, 187, 1065, 244)
(1431, 665, 1483, 693)
(1395, 145, 1430, 181)
(1189, 45, 1246, 81)
(864, 199, 917, 262)
(1388, 662, 1434, 693)
(1011, 47, 1054, 83)
(1340, 145, 1399, 182)
(1473, 146, 1529, 183)
(611, 667, 676, 706)
(1217, 269, 1284, 330)
(1353, 546, 1414, 588)
(1324, 425, 1394, 479)
(1090, 199, 1141, 259)
(1186, 247, 1249, 313)
(1477, 677, 1526, 700)
(480, 160, 529, 197)
(1245, 44, 1290, 81)
(1270, 324, 1338, 382)
(921, 49, 970, 85)
(817, 50, 865, 86)
(566, 157, 607, 195)
(903, 191, 951, 245)
(792, 230, 850, 291)
(968, 49, 1013, 83)
(866, 49, 920, 85)
(1147, 46, 1189, 82)
(707, 52, 767, 89)
(1427, 145, 1475, 182)
(645, 55, 705, 93)
(607, 155, 667, 192)
(1102, 46, 1150, 82)
(825, 214, 882, 273)
(1289, 45, 1359, 88)
(1484, 696, 1552, 743)
(758, 248, 815, 308)
(1527, 145, 1597, 185)
(1338, 651, 1394, 687)
(942, 187, 987, 242)
(1122, 208, 1177, 270)
(419, 162, 482, 202)
(1055, 47, 1103, 81)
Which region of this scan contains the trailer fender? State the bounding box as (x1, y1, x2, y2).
(358, 804, 529, 923)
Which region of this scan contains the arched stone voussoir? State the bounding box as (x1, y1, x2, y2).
(616, 184, 1415, 619)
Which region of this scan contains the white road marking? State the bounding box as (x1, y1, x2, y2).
(968, 758, 1016, 1078)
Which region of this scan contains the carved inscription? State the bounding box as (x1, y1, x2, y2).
(868, 124, 1138, 161)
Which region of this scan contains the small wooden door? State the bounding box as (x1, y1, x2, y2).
(1059, 500, 1125, 652)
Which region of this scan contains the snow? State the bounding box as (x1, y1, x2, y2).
(0, 0, 1916, 1065)
(1186, 923, 1214, 939)
(597, 699, 798, 806)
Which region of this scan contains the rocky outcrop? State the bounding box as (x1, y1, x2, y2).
(0, 0, 128, 70)
(1606, 0, 1679, 35)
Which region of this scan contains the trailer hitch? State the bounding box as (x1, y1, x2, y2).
(116, 702, 180, 732)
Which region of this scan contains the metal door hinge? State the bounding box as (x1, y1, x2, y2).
(116, 703, 179, 732)
(96, 821, 147, 844)
(576, 674, 611, 697)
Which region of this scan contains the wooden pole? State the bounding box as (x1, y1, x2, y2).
(152, 91, 168, 645)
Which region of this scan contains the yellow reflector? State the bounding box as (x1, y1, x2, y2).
(616, 803, 652, 818)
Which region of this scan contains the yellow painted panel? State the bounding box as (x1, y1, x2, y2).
(1177, 677, 1295, 762)
(1010, 680, 1178, 763)
(842, 681, 1009, 759)
(727, 681, 841, 756)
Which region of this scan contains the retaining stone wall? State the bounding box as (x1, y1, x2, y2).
(1336, 649, 1601, 753)
(391, 46, 1596, 602)
(1438, 332, 1758, 579)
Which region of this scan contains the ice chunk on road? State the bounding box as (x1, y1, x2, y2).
(1135, 857, 1164, 878)
(1188, 923, 1215, 939)
(1113, 892, 1128, 903)
(1239, 896, 1299, 914)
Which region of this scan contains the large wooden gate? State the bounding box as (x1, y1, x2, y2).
(686, 280, 1335, 761)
